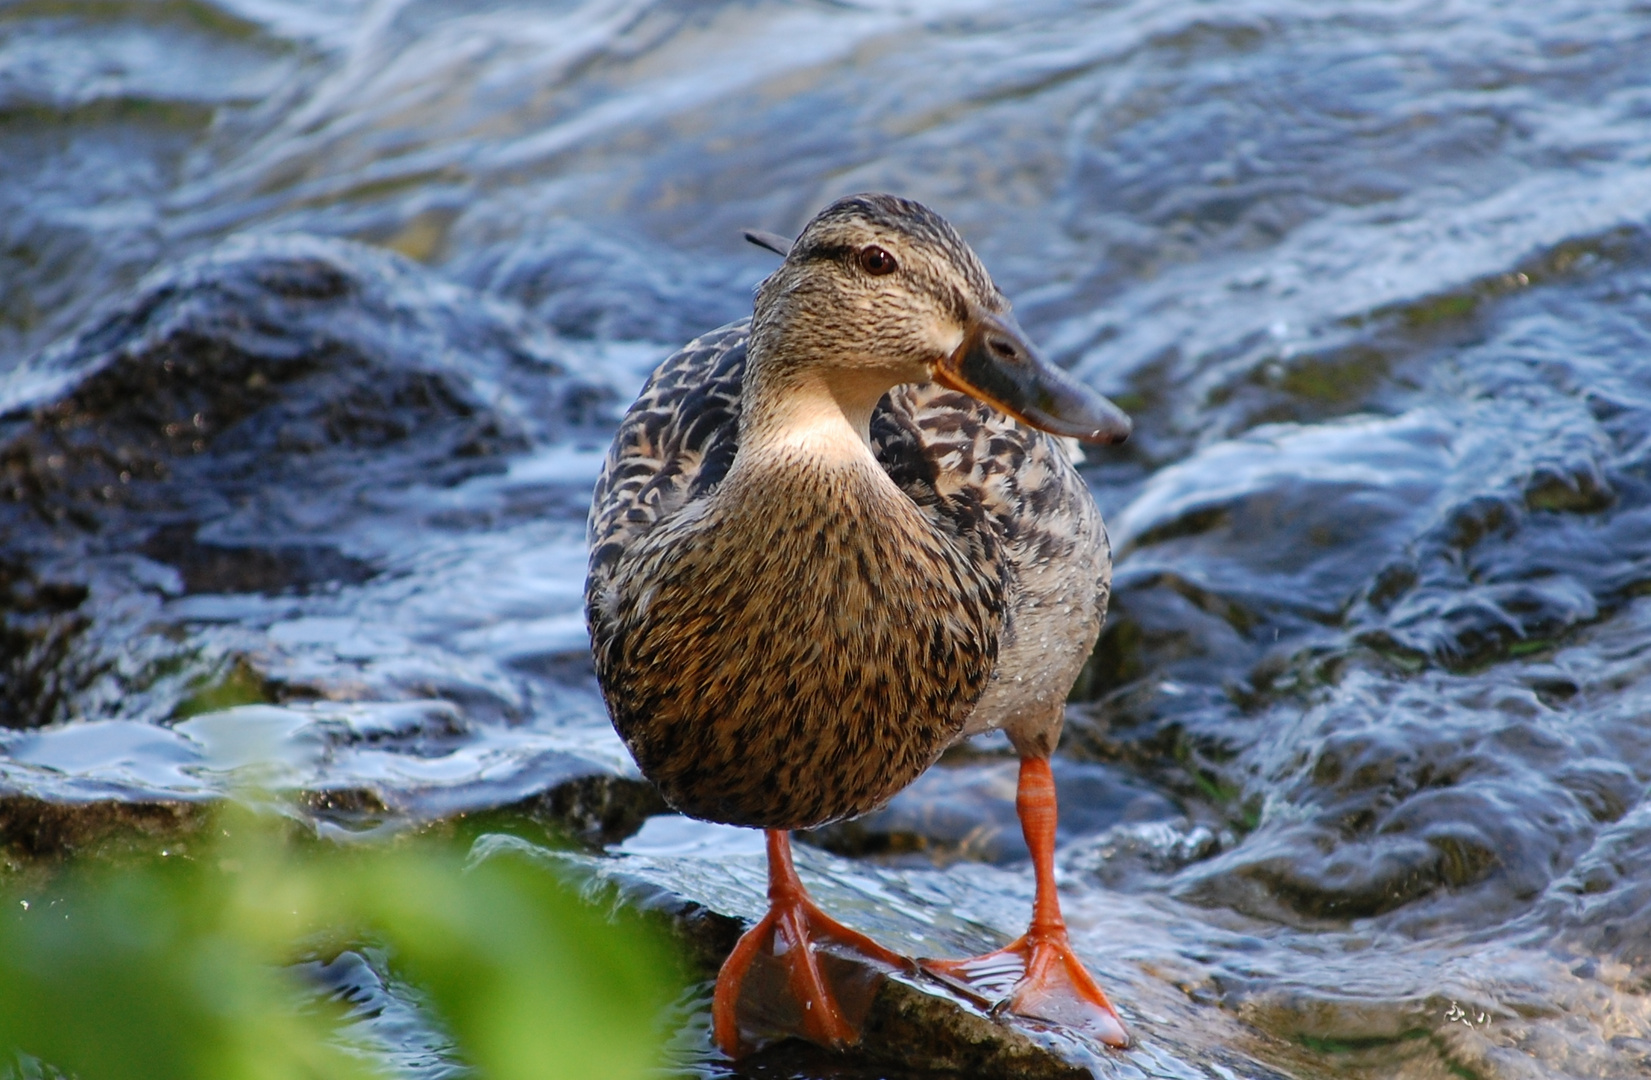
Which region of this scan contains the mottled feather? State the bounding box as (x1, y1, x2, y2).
(587, 318, 1110, 825)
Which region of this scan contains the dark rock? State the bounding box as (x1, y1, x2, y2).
(859, 977, 1093, 1079)
(496, 773, 670, 849)
(140, 522, 378, 596)
(0, 559, 105, 730)
(0, 792, 210, 864)
(0, 233, 593, 547)
(0, 234, 611, 727)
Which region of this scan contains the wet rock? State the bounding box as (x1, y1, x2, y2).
(0, 234, 612, 728)
(139, 523, 377, 597)
(493, 773, 669, 849)
(0, 792, 209, 866)
(0, 699, 640, 856)
(0, 232, 589, 543)
(474, 828, 1302, 1080)
(858, 977, 1094, 1079)
(1169, 668, 1613, 930)
(0, 561, 102, 730)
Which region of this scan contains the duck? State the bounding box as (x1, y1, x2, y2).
(585, 193, 1132, 1055)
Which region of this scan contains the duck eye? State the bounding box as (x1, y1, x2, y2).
(857, 245, 897, 276)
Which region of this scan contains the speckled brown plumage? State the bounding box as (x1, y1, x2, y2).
(585, 194, 1112, 831)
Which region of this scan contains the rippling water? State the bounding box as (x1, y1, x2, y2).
(3, 1, 1650, 1077)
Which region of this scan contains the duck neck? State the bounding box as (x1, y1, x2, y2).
(736, 342, 903, 471)
(738, 371, 881, 468)
(736, 308, 931, 465)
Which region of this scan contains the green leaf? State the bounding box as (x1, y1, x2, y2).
(0, 808, 677, 1080)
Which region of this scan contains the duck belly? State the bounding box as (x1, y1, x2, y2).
(590, 458, 1004, 831)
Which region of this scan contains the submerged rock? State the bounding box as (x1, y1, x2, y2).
(0, 234, 613, 731)
(1072, 234, 1651, 937)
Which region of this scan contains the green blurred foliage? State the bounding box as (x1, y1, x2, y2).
(0, 808, 678, 1080)
(171, 657, 273, 719)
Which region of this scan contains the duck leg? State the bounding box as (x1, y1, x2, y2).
(713, 829, 908, 1057)
(923, 755, 1129, 1047)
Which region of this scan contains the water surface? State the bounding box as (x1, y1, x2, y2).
(3, 1, 1650, 1077)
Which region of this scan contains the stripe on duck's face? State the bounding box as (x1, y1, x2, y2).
(765, 194, 1132, 446)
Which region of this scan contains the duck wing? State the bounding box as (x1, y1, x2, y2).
(874, 381, 1104, 581)
(873, 382, 1111, 752)
(587, 319, 749, 576)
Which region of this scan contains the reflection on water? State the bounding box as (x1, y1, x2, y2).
(3, 1, 1651, 1077)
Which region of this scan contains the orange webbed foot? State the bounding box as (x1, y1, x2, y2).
(713, 830, 909, 1058)
(922, 754, 1130, 1048)
(923, 923, 1129, 1047)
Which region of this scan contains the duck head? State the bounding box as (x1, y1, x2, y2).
(746, 193, 1131, 446)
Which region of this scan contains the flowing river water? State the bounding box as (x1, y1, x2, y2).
(3, 1, 1650, 1077)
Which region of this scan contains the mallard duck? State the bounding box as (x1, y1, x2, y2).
(585, 193, 1132, 1054)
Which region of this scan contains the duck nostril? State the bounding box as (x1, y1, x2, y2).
(988, 336, 1018, 361)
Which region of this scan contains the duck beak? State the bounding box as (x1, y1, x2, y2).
(934, 309, 1132, 445)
